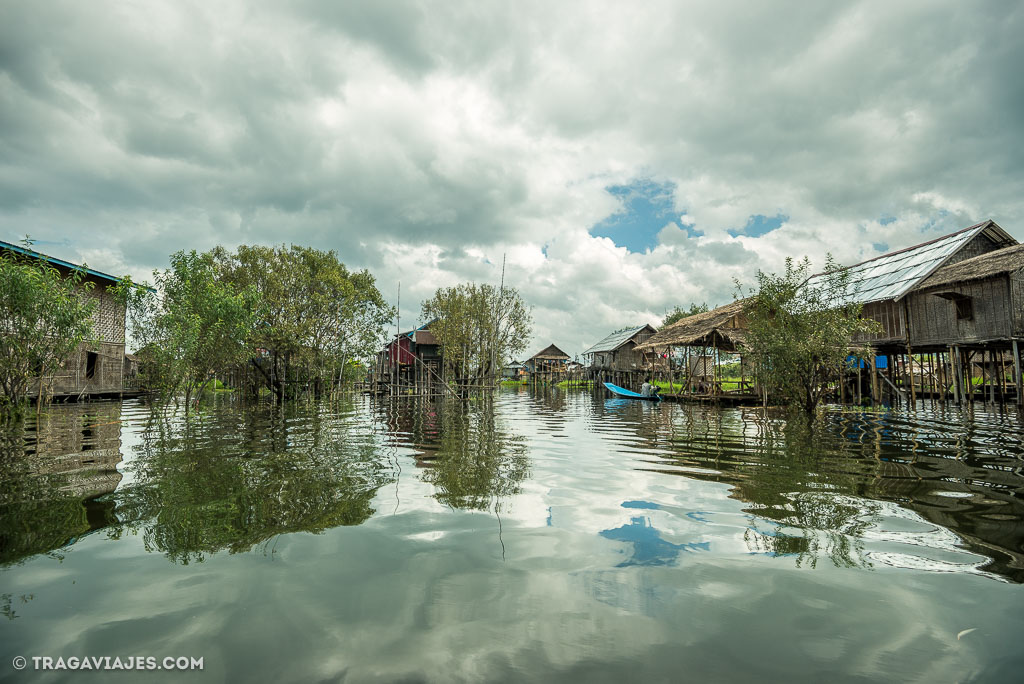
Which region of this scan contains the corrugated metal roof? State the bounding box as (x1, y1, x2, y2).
(806, 220, 1015, 303)
(583, 325, 653, 355)
(1, 238, 124, 285)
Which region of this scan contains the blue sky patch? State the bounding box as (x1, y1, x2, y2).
(878, 216, 898, 225)
(727, 213, 788, 238)
(590, 179, 691, 253)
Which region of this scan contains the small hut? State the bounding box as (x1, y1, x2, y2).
(502, 362, 525, 380)
(635, 300, 750, 395)
(524, 344, 570, 377)
(583, 324, 658, 371)
(376, 320, 444, 389)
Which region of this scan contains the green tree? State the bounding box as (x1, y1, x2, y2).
(740, 256, 878, 416)
(663, 302, 709, 327)
(215, 244, 392, 400)
(124, 250, 257, 410)
(0, 249, 97, 413)
(421, 282, 532, 385)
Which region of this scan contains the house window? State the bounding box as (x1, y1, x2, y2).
(954, 298, 973, 321)
(85, 351, 98, 379)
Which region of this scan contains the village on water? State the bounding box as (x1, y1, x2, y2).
(2, 218, 1023, 413)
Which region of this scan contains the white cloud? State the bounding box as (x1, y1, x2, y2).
(2, 0, 1022, 355)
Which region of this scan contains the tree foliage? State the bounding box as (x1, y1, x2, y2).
(421, 283, 532, 383)
(663, 302, 709, 327)
(122, 250, 257, 409)
(740, 256, 878, 416)
(0, 250, 97, 412)
(215, 244, 392, 400)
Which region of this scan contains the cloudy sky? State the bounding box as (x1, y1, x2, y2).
(2, 0, 1022, 356)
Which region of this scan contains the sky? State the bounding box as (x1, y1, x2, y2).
(2, 0, 1023, 358)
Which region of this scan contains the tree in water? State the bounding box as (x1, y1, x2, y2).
(121, 250, 257, 410)
(421, 282, 532, 386)
(215, 245, 392, 401)
(740, 256, 878, 417)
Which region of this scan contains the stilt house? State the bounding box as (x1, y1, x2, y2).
(583, 324, 657, 371)
(1, 239, 130, 399)
(524, 344, 570, 374)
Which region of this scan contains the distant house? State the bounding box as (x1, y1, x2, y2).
(379, 320, 442, 373)
(502, 362, 525, 379)
(1, 239, 130, 399)
(583, 324, 657, 371)
(523, 344, 570, 374)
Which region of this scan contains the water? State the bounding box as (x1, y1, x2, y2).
(2, 389, 1024, 682)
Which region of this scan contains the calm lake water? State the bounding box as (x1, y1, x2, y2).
(2, 389, 1024, 683)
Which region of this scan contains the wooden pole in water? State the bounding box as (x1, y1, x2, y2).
(998, 349, 1007, 403)
(871, 356, 880, 406)
(1013, 340, 1021, 406)
(988, 349, 996, 404)
(950, 346, 960, 404)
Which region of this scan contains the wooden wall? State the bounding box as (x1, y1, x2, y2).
(855, 300, 906, 346)
(27, 273, 128, 398)
(1012, 269, 1024, 337)
(907, 276, 1013, 347)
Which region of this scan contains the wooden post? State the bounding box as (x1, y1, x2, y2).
(988, 349, 996, 404)
(906, 346, 917, 407)
(856, 361, 862, 406)
(870, 356, 880, 406)
(999, 349, 1007, 403)
(951, 346, 961, 404)
(1013, 340, 1021, 406)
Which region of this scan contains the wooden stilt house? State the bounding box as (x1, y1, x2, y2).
(583, 324, 658, 371)
(1, 239, 131, 399)
(524, 344, 570, 378)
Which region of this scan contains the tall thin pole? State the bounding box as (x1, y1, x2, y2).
(395, 282, 400, 395)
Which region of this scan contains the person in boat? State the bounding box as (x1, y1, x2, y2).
(640, 378, 659, 397)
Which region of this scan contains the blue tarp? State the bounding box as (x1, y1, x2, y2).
(847, 355, 887, 369)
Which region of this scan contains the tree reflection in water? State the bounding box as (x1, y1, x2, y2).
(109, 401, 396, 564)
(378, 396, 529, 512)
(1, 399, 399, 566)
(643, 402, 1024, 578)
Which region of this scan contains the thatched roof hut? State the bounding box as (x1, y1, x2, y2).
(524, 344, 570, 373)
(635, 300, 748, 352)
(528, 343, 570, 361)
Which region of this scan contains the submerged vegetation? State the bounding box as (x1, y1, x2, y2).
(121, 244, 393, 408)
(740, 256, 879, 416)
(421, 282, 532, 385)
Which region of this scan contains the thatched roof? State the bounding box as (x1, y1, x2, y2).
(528, 343, 570, 361)
(635, 300, 748, 351)
(916, 243, 1024, 291)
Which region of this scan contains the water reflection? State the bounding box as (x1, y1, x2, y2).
(0, 402, 123, 565)
(2, 392, 1024, 585)
(108, 401, 396, 564)
(621, 400, 1024, 580)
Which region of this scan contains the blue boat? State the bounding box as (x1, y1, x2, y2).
(603, 382, 661, 401)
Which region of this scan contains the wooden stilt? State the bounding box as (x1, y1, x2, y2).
(1013, 340, 1021, 406)
(951, 346, 961, 404)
